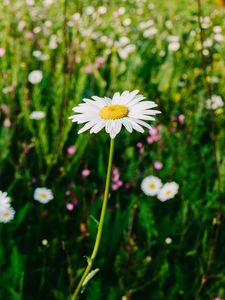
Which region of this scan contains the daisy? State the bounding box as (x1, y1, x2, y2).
(206, 95, 224, 110)
(0, 190, 11, 210)
(29, 111, 46, 120)
(69, 90, 161, 139)
(0, 206, 15, 223)
(157, 182, 179, 202)
(141, 176, 162, 196)
(34, 187, 54, 204)
(28, 70, 43, 84)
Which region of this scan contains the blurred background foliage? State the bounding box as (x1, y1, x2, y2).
(0, 0, 225, 299)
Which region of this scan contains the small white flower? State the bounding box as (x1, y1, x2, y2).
(28, 70, 43, 84)
(143, 27, 158, 38)
(213, 26, 222, 33)
(141, 176, 162, 196)
(168, 42, 180, 52)
(206, 95, 224, 110)
(2, 85, 14, 94)
(165, 237, 172, 244)
(32, 50, 42, 58)
(0, 206, 15, 223)
(118, 44, 136, 59)
(26, 0, 34, 5)
(167, 35, 179, 43)
(34, 187, 54, 204)
(98, 6, 107, 14)
(203, 38, 213, 48)
(42, 239, 48, 246)
(43, 0, 53, 6)
(157, 182, 179, 202)
(0, 190, 11, 210)
(85, 6, 94, 15)
(49, 35, 58, 49)
(123, 18, 131, 26)
(214, 34, 224, 42)
(29, 111, 46, 120)
(69, 90, 161, 139)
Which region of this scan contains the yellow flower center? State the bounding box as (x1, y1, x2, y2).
(166, 190, 171, 195)
(149, 183, 156, 189)
(99, 104, 128, 120)
(40, 193, 47, 199)
(3, 211, 9, 217)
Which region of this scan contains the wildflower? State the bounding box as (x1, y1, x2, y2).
(153, 161, 163, 170)
(67, 145, 76, 155)
(66, 203, 74, 211)
(32, 177, 37, 183)
(178, 114, 185, 124)
(147, 126, 161, 144)
(118, 44, 136, 60)
(0, 191, 11, 210)
(143, 27, 158, 38)
(0, 47, 6, 57)
(42, 239, 48, 246)
(2, 86, 14, 94)
(165, 237, 172, 244)
(49, 35, 58, 49)
(85, 6, 94, 15)
(69, 90, 160, 139)
(141, 176, 162, 196)
(206, 95, 224, 110)
(98, 6, 107, 14)
(84, 65, 95, 74)
(28, 70, 43, 84)
(95, 56, 105, 69)
(82, 168, 91, 177)
(72, 198, 79, 206)
(168, 42, 180, 52)
(111, 167, 123, 191)
(43, 0, 53, 6)
(3, 118, 11, 127)
(34, 187, 54, 204)
(136, 142, 144, 154)
(29, 111, 46, 120)
(0, 206, 15, 223)
(157, 182, 179, 202)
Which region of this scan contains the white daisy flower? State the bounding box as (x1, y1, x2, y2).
(206, 95, 224, 110)
(0, 206, 15, 223)
(157, 182, 179, 202)
(28, 70, 43, 84)
(69, 90, 161, 139)
(34, 187, 54, 204)
(29, 111, 46, 120)
(168, 42, 180, 52)
(0, 190, 11, 210)
(141, 176, 162, 196)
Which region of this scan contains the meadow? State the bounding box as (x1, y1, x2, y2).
(0, 0, 225, 299)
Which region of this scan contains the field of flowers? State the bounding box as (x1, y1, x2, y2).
(1, 0, 225, 299)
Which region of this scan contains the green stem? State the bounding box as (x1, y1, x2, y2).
(71, 138, 115, 300)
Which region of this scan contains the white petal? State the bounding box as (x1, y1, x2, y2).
(120, 90, 130, 101)
(78, 120, 98, 134)
(105, 120, 113, 133)
(125, 95, 145, 106)
(131, 118, 152, 129)
(131, 101, 158, 110)
(90, 120, 106, 133)
(128, 119, 144, 133)
(128, 112, 155, 121)
(112, 92, 121, 104)
(113, 120, 122, 135)
(122, 118, 133, 133)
